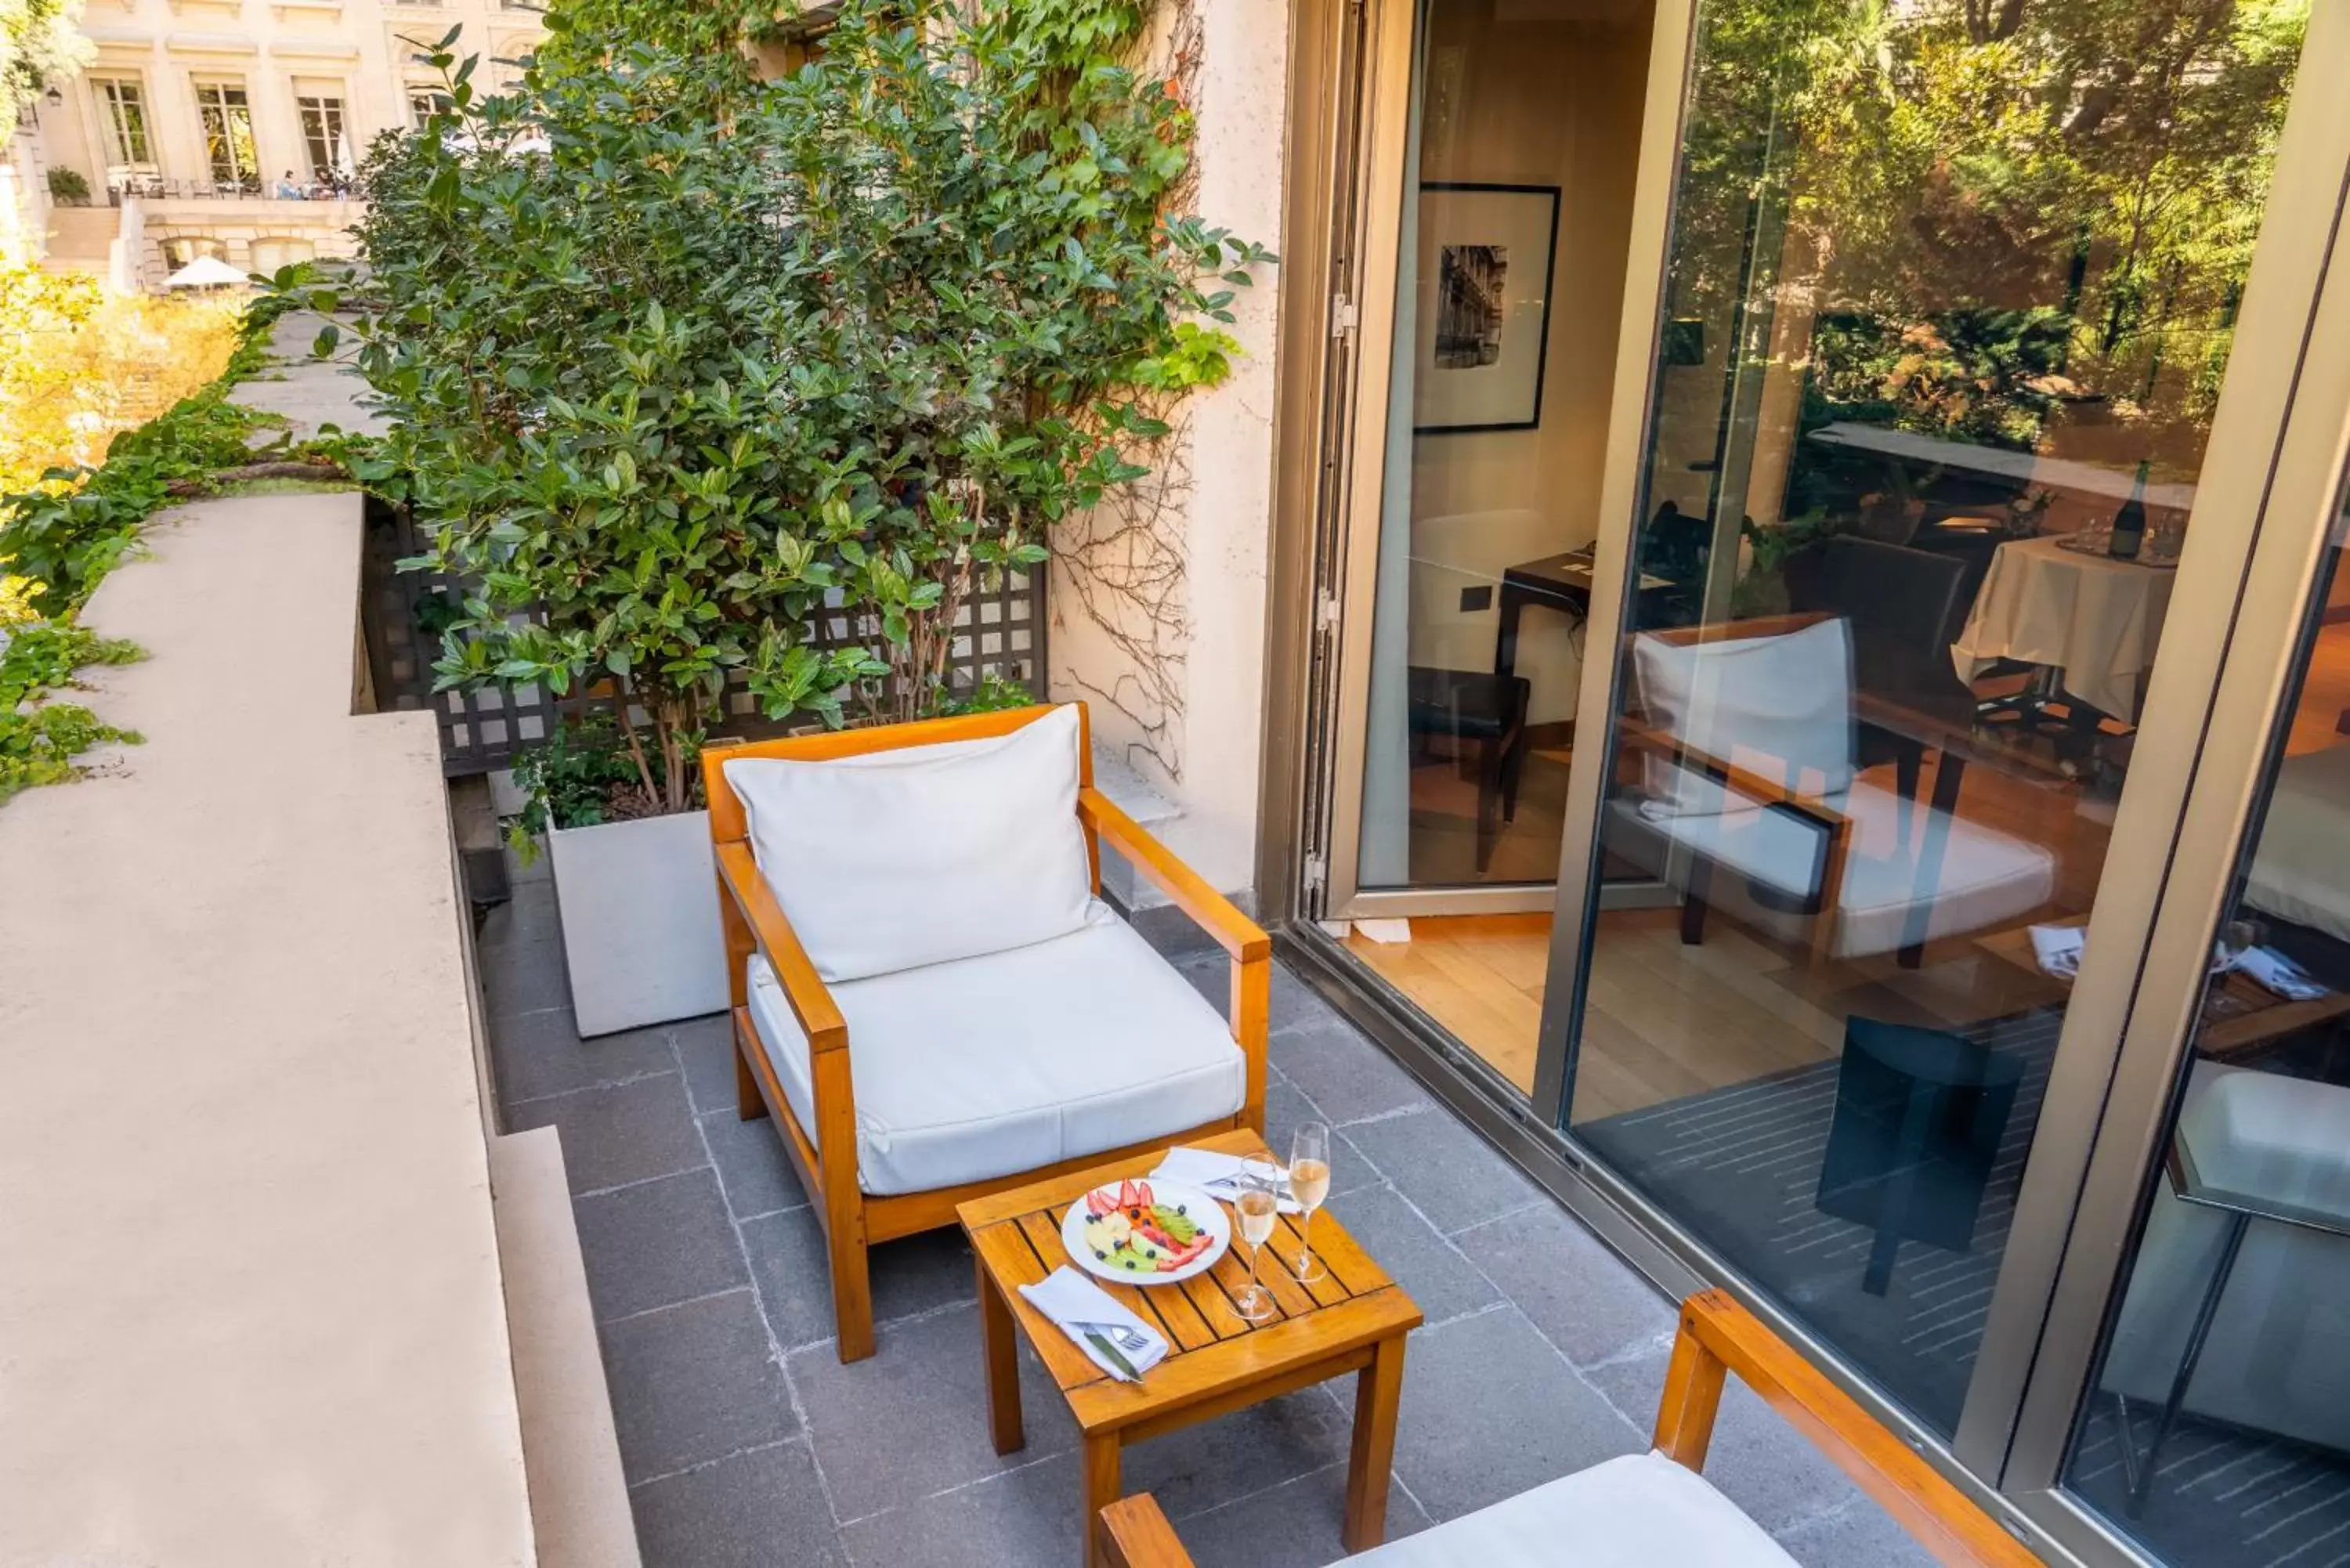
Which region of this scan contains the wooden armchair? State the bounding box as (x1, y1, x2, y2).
(1610, 614, 2053, 967)
(1099, 1289, 2041, 1567)
(705, 703, 1269, 1363)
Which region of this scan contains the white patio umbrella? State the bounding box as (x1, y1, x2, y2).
(161, 255, 251, 290)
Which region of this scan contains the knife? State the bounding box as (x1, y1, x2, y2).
(1082, 1328, 1144, 1383)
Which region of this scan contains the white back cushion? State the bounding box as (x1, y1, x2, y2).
(1632, 618, 1856, 817)
(726, 704, 1100, 982)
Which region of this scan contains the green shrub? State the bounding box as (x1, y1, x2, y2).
(45, 168, 90, 204)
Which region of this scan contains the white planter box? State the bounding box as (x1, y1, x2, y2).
(545, 810, 729, 1037)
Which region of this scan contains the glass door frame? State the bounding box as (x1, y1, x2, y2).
(1314, 0, 1675, 920)
(1987, 57, 2350, 1562)
(1520, 0, 2350, 1554)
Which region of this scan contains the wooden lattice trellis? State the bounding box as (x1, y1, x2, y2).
(357, 498, 1047, 776)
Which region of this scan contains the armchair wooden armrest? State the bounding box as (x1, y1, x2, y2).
(714, 839, 846, 1053)
(1098, 1494, 1195, 1568)
(1658, 1292, 2039, 1567)
(1078, 787, 1271, 964)
(1077, 786, 1271, 1131)
(1617, 717, 1849, 834)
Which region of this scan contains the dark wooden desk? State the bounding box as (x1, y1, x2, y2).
(1490, 551, 1675, 697)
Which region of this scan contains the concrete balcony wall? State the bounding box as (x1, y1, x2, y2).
(0, 317, 634, 1567)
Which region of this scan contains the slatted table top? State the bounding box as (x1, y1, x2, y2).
(958, 1129, 1423, 1434)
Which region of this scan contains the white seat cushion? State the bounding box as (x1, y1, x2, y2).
(1625, 780, 2055, 958)
(725, 705, 1097, 983)
(745, 916, 1245, 1195)
(1352, 1452, 1799, 1566)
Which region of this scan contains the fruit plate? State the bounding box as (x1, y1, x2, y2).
(1061, 1180, 1231, 1286)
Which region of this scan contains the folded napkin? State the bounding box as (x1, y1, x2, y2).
(1152, 1145, 1302, 1213)
(2028, 924, 2084, 979)
(1018, 1266, 1169, 1381)
(2233, 945, 2330, 1001)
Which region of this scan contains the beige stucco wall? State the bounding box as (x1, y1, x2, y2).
(1049, 0, 1290, 900)
(0, 490, 536, 1566)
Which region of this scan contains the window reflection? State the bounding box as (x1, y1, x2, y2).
(1564, 0, 2305, 1443)
(2064, 536, 2350, 1567)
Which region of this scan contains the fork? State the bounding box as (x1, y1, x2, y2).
(1075, 1321, 1152, 1354)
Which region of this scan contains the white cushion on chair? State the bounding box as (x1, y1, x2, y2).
(1633, 620, 1857, 818)
(1352, 1451, 1799, 1566)
(743, 916, 1245, 1195)
(1623, 779, 2054, 958)
(725, 705, 1099, 983)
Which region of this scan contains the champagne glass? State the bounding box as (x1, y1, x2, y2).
(1289, 1122, 1332, 1284)
(1231, 1172, 1279, 1323)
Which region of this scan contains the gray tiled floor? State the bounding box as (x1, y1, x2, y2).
(475, 883, 1933, 1568)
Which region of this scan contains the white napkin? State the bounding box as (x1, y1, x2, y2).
(1151, 1145, 1302, 1213)
(2233, 945, 2330, 1001)
(2028, 924, 2084, 979)
(1018, 1266, 1168, 1381)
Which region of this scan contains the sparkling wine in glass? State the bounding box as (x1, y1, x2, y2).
(1290, 1122, 1332, 1284)
(1231, 1175, 1279, 1323)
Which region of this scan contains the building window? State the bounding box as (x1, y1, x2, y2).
(407, 87, 455, 129)
(295, 93, 349, 181)
(92, 78, 154, 169)
(192, 79, 258, 191)
(161, 236, 227, 268)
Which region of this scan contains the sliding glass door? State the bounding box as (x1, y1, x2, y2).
(1538, 0, 2330, 1458)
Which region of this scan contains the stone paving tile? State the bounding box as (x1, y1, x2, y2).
(790, 1302, 1083, 1523)
(481, 936, 576, 1020)
(743, 1207, 974, 1353)
(673, 1012, 743, 1117)
(490, 1007, 675, 1108)
(1271, 1013, 1432, 1127)
(573, 1168, 748, 1324)
(477, 930, 1918, 1566)
(1169, 1458, 1432, 1568)
(475, 880, 562, 952)
(1779, 1494, 1941, 1567)
(837, 1451, 1079, 1566)
(1339, 1104, 1542, 1236)
(699, 1109, 809, 1219)
(1373, 1306, 1646, 1523)
(1322, 1182, 1501, 1328)
(1122, 1387, 1357, 1523)
(1451, 1199, 1676, 1370)
(601, 1289, 796, 1486)
(509, 1072, 706, 1196)
(631, 1441, 844, 1568)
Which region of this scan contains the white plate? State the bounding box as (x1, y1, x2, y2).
(1060, 1180, 1231, 1287)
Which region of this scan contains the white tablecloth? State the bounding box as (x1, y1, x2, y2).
(1950, 535, 2176, 721)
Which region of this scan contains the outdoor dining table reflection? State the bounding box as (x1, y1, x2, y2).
(1950, 534, 2178, 724)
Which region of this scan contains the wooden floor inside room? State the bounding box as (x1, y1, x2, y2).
(1347, 750, 2101, 1120)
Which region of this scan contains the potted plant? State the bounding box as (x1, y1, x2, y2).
(288, 0, 1264, 1031)
(291, 29, 880, 1034)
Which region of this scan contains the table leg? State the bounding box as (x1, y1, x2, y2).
(1343, 1334, 1408, 1552)
(1083, 1434, 1123, 1568)
(976, 1263, 1025, 1457)
(1896, 754, 1967, 970)
(2128, 1210, 2250, 1518)
(1491, 584, 1527, 690)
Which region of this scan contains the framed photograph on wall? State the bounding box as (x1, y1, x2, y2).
(1412, 182, 1561, 434)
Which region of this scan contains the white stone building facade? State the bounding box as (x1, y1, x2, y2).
(24, 0, 542, 284)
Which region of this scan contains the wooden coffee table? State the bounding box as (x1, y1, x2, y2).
(958, 1128, 1422, 1568)
(1976, 918, 2350, 1058)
